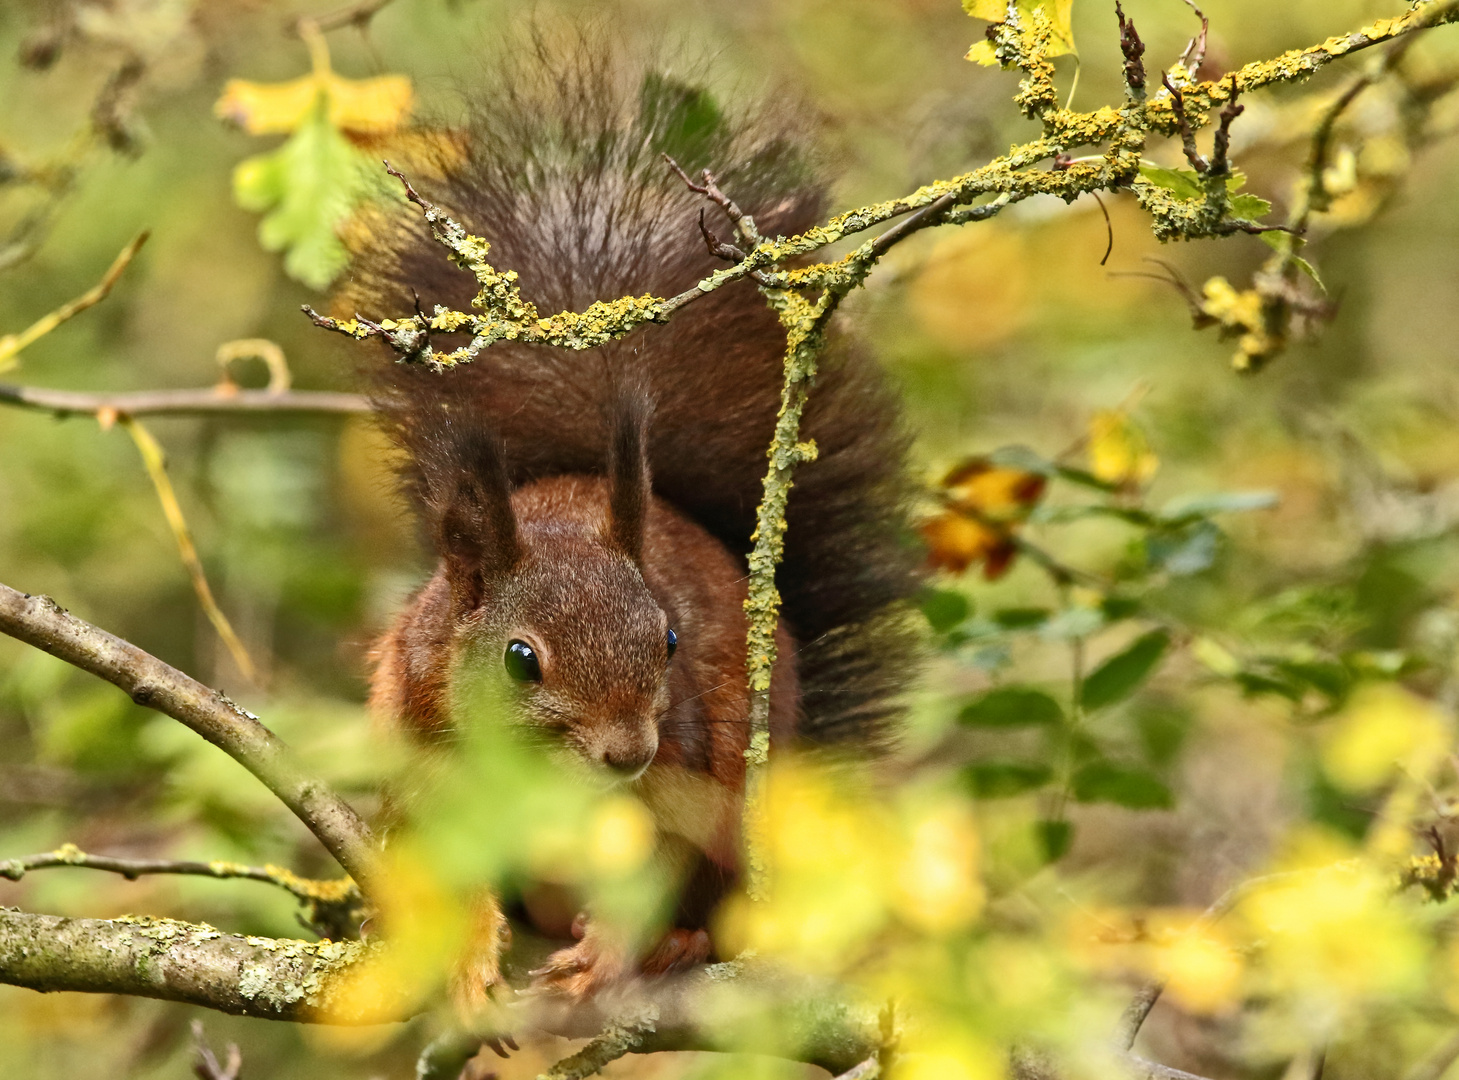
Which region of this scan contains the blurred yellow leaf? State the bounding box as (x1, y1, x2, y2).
(1321, 685, 1450, 793)
(214, 22, 411, 136)
(963, 0, 1076, 65)
(588, 796, 656, 877)
(894, 1037, 1003, 1080)
(325, 845, 466, 1021)
(895, 802, 984, 933)
(912, 225, 1031, 349)
(1088, 409, 1158, 489)
(1242, 866, 1425, 1005)
(1160, 929, 1243, 1014)
(216, 70, 412, 136)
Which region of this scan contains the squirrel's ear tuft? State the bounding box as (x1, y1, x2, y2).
(607, 389, 653, 564)
(431, 425, 520, 611)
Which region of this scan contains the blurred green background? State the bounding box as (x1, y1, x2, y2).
(6, 0, 1459, 1077)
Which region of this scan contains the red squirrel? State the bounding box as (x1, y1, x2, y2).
(340, 44, 919, 1007)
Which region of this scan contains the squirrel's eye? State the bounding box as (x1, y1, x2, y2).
(504, 640, 542, 682)
(666, 628, 678, 660)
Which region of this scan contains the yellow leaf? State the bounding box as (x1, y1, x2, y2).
(963, 0, 1077, 59)
(1088, 409, 1158, 488)
(1321, 684, 1449, 792)
(966, 40, 999, 65)
(216, 71, 412, 136)
(214, 24, 411, 136)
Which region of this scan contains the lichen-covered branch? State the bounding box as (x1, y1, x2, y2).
(0, 583, 379, 894)
(536, 1013, 656, 1080)
(0, 844, 361, 938)
(0, 906, 396, 1022)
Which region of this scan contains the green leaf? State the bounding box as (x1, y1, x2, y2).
(1081, 630, 1170, 711)
(1146, 520, 1222, 576)
(637, 73, 726, 173)
(993, 606, 1050, 629)
(1139, 165, 1203, 200)
(1040, 606, 1105, 641)
(959, 687, 1066, 728)
(1071, 762, 1173, 809)
(1100, 595, 1142, 622)
(1036, 819, 1075, 862)
(1230, 192, 1272, 221)
(1140, 167, 1271, 221)
(1159, 490, 1278, 522)
(1259, 232, 1327, 290)
(233, 97, 383, 289)
(1136, 706, 1192, 767)
(1275, 658, 1352, 701)
(963, 761, 1055, 798)
(920, 588, 971, 633)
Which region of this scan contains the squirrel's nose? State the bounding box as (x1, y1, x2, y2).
(599, 745, 655, 781)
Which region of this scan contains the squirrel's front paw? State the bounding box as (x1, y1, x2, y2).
(527, 930, 632, 1000)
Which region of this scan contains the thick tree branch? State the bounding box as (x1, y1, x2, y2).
(0, 583, 380, 893)
(0, 907, 397, 1022)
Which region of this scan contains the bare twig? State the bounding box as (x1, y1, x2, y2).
(869, 192, 958, 256)
(0, 383, 370, 417)
(833, 1058, 881, 1080)
(191, 1020, 242, 1080)
(1405, 1029, 1459, 1080)
(0, 583, 379, 894)
(663, 154, 762, 247)
(1177, 0, 1209, 77)
(1115, 2, 1146, 95)
(1124, 1056, 1216, 1080)
(121, 415, 257, 682)
(0, 231, 148, 372)
(1161, 74, 1208, 172)
(537, 1014, 655, 1080)
(293, 0, 397, 34)
(1208, 78, 1243, 177)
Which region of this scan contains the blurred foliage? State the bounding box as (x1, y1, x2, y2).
(8, 1, 1459, 1079)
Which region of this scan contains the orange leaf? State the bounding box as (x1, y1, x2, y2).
(923, 511, 1018, 579)
(943, 458, 1046, 522)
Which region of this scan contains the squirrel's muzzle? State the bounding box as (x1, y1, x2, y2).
(587, 726, 659, 783)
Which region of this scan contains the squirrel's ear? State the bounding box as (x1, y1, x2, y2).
(435, 431, 520, 611)
(607, 391, 653, 564)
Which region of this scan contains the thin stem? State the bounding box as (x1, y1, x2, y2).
(0, 383, 370, 417)
(0, 843, 358, 909)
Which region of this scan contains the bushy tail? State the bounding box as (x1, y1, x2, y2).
(339, 37, 921, 749)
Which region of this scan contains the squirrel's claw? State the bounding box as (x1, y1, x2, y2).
(483, 1035, 519, 1058)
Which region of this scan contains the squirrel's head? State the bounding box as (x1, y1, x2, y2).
(431, 396, 673, 784)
